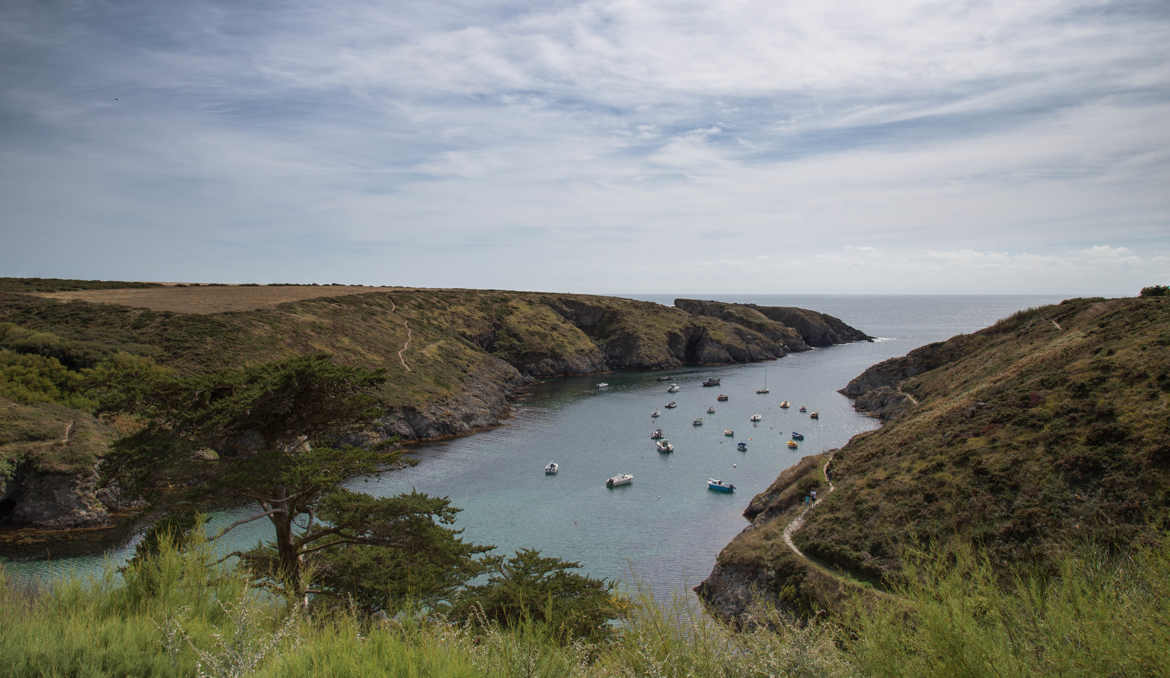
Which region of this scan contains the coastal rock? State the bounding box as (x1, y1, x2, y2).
(3, 464, 111, 529)
(748, 306, 872, 347)
(674, 299, 872, 350)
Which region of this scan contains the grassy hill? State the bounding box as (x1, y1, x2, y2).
(699, 294, 1170, 619)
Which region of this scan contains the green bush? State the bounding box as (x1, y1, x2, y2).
(1140, 285, 1169, 297)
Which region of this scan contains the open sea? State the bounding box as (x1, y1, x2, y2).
(2, 294, 1068, 601)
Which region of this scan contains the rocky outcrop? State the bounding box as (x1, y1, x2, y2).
(748, 306, 872, 347)
(374, 356, 526, 440)
(839, 337, 970, 419)
(674, 299, 870, 350)
(1, 462, 116, 529)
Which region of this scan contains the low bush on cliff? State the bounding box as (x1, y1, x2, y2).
(848, 537, 1170, 677)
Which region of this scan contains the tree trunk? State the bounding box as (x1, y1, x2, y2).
(269, 503, 302, 598)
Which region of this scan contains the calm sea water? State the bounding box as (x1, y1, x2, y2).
(2, 294, 1066, 600)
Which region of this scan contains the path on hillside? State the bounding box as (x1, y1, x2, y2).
(388, 299, 412, 372)
(781, 455, 904, 603)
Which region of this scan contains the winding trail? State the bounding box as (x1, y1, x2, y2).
(388, 299, 412, 373)
(781, 455, 905, 604)
(61, 420, 74, 446)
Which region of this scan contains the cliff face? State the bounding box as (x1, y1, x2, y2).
(0, 282, 871, 534)
(699, 296, 1170, 622)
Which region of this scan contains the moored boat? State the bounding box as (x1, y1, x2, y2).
(809, 411, 819, 420)
(749, 413, 762, 422)
(650, 428, 664, 440)
(799, 405, 807, 413)
(723, 428, 734, 437)
(656, 375, 674, 381)
(544, 462, 559, 475)
(667, 383, 680, 393)
(606, 473, 633, 488)
(702, 377, 721, 387)
(791, 432, 804, 440)
(779, 400, 790, 409)
(707, 478, 735, 493)
(786, 440, 798, 449)
(707, 406, 716, 414)
(656, 440, 674, 453)
(651, 410, 660, 418)
(596, 382, 609, 390)
(665, 401, 677, 409)
(717, 394, 729, 401)
(736, 441, 747, 452)
(693, 418, 703, 426)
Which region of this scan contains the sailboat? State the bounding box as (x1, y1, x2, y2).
(756, 368, 770, 394)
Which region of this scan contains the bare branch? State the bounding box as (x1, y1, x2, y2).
(214, 550, 245, 566)
(209, 509, 284, 541)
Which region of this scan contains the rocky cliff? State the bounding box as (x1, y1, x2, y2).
(674, 299, 872, 351)
(698, 295, 1170, 623)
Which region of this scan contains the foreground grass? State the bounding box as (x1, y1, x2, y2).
(3, 534, 1168, 677)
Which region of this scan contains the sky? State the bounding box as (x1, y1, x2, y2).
(1, 1, 1168, 295)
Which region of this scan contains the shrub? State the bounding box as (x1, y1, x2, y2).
(1140, 285, 1169, 297)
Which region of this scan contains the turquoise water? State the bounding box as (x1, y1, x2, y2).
(2, 294, 1067, 600)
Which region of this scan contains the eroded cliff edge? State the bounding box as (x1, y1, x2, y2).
(697, 296, 1170, 623)
(0, 282, 869, 534)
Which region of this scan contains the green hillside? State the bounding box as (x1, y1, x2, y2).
(700, 294, 1170, 618)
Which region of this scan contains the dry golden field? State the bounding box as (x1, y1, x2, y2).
(33, 285, 405, 314)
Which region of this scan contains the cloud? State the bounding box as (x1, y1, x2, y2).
(0, 0, 1167, 293)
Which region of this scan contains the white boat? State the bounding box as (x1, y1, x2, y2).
(656, 440, 674, 453)
(544, 462, 559, 475)
(707, 406, 716, 414)
(707, 478, 735, 493)
(651, 410, 661, 418)
(606, 473, 633, 488)
(693, 418, 703, 426)
(664, 401, 677, 409)
(723, 428, 734, 437)
(750, 413, 762, 422)
(667, 383, 680, 393)
(756, 369, 770, 394)
(596, 382, 609, 391)
(650, 428, 664, 439)
(810, 411, 819, 420)
(779, 400, 790, 409)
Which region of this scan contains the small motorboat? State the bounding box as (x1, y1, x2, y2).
(651, 410, 660, 418)
(544, 462, 559, 475)
(717, 394, 729, 402)
(749, 413, 762, 422)
(791, 432, 804, 440)
(596, 382, 609, 390)
(693, 418, 703, 426)
(606, 473, 634, 488)
(665, 401, 677, 409)
(707, 478, 735, 493)
(656, 375, 674, 382)
(667, 383, 680, 393)
(809, 411, 819, 420)
(707, 406, 716, 414)
(723, 428, 734, 437)
(786, 440, 798, 449)
(702, 377, 721, 387)
(736, 441, 747, 452)
(757, 369, 770, 394)
(650, 428, 664, 440)
(799, 405, 807, 413)
(779, 400, 790, 409)
(656, 440, 674, 453)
